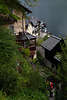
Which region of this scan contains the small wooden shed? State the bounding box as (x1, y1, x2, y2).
(41, 35, 63, 70)
(16, 32, 36, 59)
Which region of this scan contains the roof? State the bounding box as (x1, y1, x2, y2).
(29, 17, 40, 27)
(25, 32, 36, 40)
(41, 35, 61, 51)
(16, 32, 36, 41)
(18, 4, 32, 13)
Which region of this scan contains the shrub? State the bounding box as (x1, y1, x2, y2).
(21, 48, 30, 57)
(0, 27, 23, 95)
(0, 91, 7, 100)
(37, 51, 45, 65)
(36, 35, 48, 46)
(0, 65, 21, 95)
(32, 58, 38, 64)
(10, 88, 48, 100)
(36, 38, 43, 46)
(28, 71, 42, 89)
(43, 35, 48, 41)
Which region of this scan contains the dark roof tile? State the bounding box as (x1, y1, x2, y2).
(16, 32, 36, 41)
(41, 35, 61, 51)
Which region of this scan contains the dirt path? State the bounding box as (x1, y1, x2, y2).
(49, 97, 55, 100)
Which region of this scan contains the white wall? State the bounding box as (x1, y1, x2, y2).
(26, 23, 34, 34)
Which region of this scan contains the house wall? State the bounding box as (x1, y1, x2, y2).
(23, 16, 26, 32)
(13, 10, 25, 35)
(40, 32, 47, 38)
(37, 46, 52, 67)
(39, 47, 56, 70)
(31, 50, 37, 59)
(44, 56, 56, 72)
(26, 24, 49, 38)
(26, 24, 39, 36)
(33, 51, 37, 59)
(44, 58, 52, 68)
(26, 23, 34, 34)
(37, 46, 45, 58)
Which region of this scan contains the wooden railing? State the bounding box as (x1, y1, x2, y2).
(29, 46, 36, 51)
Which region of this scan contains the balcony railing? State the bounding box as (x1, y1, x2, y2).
(29, 46, 36, 51)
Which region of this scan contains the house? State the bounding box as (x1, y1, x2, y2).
(16, 32, 36, 59)
(10, 4, 37, 59)
(26, 19, 38, 36)
(0, 4, 32, 34)
(0, 4, 36, 59)
(13, 5, 37, 59)
(40, 35, 64, 70)
(9, 4, 32, 35)
(26, 17, 48, 38)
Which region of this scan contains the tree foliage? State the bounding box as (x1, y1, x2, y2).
(55, 39, 67, 100)
(0, 0, 49, 100)
(60, 40, 67, 100)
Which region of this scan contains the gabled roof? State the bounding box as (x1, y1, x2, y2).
(41, 35, 62, 51)
(16, 32, 36, 41)
(25, 32, 36, 40)
(18, 3, 32, 13)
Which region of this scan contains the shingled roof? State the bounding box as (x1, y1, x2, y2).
(41, 35, 62, 51)
(18, 3, 32, 13)
(16, 32, 36, 41)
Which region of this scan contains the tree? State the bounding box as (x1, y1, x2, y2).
(0, 1, 49, 100)
(61, 40, 67, 100)
(55, 39, 67, 100)
(0, 27, 24, 95)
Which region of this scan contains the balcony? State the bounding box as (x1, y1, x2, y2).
(29, 46, 36, 51)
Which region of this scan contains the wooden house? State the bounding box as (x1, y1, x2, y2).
(16, 32, 36, 59)
(40, 35, 63, 70)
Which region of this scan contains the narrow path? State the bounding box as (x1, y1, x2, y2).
(49, 97, 55, 100)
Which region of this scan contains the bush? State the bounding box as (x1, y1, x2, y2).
(21, 48, 30, 57)
(0, 27, 48, 99)
(37, 51, 45, 65)
(32, 58, 38, 64)
(28, 71, 42, 90)
(0, 91, 7, 100)
(0, 65, 21, 95)
(36, 35, 48, 46)
(36, 38, 44, 46)
(43, 35, 48, 41)
(0, 27, 24, 95)
(10, 88, 48, 100)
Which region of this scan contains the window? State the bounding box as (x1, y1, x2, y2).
(9, 25, 14, 33)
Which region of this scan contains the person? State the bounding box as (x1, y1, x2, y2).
(50, 82, 54, 97)
(50, 82, 54, 89)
